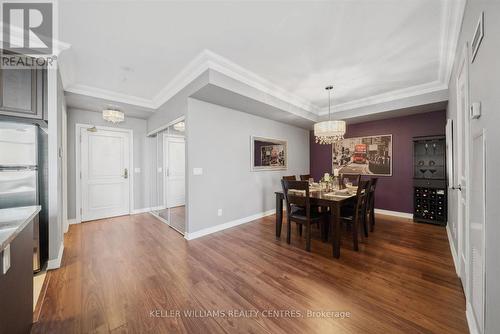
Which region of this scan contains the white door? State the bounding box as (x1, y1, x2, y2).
(164, 136, 185, 208)
(469, 130, 486, 333)
(80, 127, 131, 221)
(456, 46, 470, 289)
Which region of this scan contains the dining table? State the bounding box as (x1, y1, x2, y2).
(275, 187, 357, 258)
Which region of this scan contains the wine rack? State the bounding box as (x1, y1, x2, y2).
(413, 136, 447, 226)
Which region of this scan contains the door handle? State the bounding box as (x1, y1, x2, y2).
(123, 168, 128, 179)
(452, 184, 462, 191)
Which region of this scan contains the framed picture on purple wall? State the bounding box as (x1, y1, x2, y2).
(251, 136, 287, 171)
(332, 134, 392, 176)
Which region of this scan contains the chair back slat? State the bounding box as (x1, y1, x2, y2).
(354, 180, 370, 222)
(281, 180, 310, 218)
(299, 174, 311, 181)
(283, 175, 297, 181)
(367, 177, 378, 210)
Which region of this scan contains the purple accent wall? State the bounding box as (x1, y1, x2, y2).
(310, 110, 446, 213)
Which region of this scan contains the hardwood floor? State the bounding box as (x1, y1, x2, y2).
(32, 213, 468, 334)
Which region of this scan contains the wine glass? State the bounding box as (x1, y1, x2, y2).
(420, 168, 427, 178)
(308, 178, 314, 187)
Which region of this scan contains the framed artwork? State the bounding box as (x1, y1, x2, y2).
(251, 136, 287, 171)
(332, 134, 392, 176)
(471, 11, 484, 63)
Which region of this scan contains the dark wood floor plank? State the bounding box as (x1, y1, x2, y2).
(32, 213, 469, 334)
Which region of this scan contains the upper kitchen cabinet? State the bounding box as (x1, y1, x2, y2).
(0, 67, 46, 120)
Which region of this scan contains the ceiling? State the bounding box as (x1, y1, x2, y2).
(59, 0, 464, 119)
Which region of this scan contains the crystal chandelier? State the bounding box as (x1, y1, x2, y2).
(102, 109, 125, 123)
(314, 85, 346, 144)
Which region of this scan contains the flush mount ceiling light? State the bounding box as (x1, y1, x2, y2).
(102, 109, 125, 123)
(314, 85, 346, 145)
(173, 121, 185, 132)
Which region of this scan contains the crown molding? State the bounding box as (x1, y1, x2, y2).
(62, 2, 465, 117)
(202, 50, 320, 113)
(65, 84, 155, 108)
(318, 80, 447, 115)
(438, 0, 467, 86)
(150, 49, 319, 113)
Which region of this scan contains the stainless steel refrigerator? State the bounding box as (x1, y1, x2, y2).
(0, 120, 42, 271)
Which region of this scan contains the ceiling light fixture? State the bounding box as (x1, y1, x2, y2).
(173, 121, 185, 132)
(314, 85, 346, 145)
(102, 109, 125, 123)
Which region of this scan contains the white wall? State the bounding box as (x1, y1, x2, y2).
(46, 68, 64, 266)
(186, 98, 309, 234)
(447, 0, 500, 332)
(66, 108, 150, 219)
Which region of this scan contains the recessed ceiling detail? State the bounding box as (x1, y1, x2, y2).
(59, 0, 465, 117)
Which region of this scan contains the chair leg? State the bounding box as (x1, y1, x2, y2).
(286, 219, 291, 244)
(352, 221, 359, 251)
(370, 208, 375, 232)
(363, 213, 369, 238)
(306, 222, 311, 252)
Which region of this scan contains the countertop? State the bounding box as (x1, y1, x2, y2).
(0, 206, 41, 252)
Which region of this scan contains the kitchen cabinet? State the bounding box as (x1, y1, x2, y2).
(0, 206, 41, 334)
(0, 67, 46, 120)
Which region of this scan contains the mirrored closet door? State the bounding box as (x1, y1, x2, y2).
(148, 119, 186, 234)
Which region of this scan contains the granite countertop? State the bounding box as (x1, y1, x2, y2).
(0, 206, 41, 252)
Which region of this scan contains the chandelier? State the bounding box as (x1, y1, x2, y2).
(314, 85, 346, 144)
(173, 121, 185, 132)
(102, 109, 125, 123)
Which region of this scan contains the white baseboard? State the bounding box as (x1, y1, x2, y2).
(374, 208, 413, 219)
(67, 218, 78, 225)
(47, 243, 64, 270)
(466, 302, 480, 334)
(446, 224, 460, 275)
(185, 209, 276, 240)
(131, 207, 152, 214)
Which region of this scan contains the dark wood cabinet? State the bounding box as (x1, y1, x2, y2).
(413, 135, 447, 225)
(0, 67, 46, 120)
(0, 220, 34, 334)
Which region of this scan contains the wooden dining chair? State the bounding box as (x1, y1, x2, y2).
(281, 180, 329, 251)
(340, 173, 361, 187)
(282, 175, 297, 181)
(299, 174, 311, 181)
(366, 178, 378, 232)
(339, 180, 370, 251)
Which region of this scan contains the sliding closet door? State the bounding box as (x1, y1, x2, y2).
(148, 120, 186, 234)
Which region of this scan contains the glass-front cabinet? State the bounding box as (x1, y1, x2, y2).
(412, 135, 447, 225)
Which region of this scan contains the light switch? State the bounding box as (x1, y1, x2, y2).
(193, 168, 203, 175)
(2, 244, 10, 274)
(134, 168, 141, 173)
(470, 102, 481, 119)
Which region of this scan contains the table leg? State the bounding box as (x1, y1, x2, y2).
(276, 194, 283, 239)
(331, 203, 341, 258)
